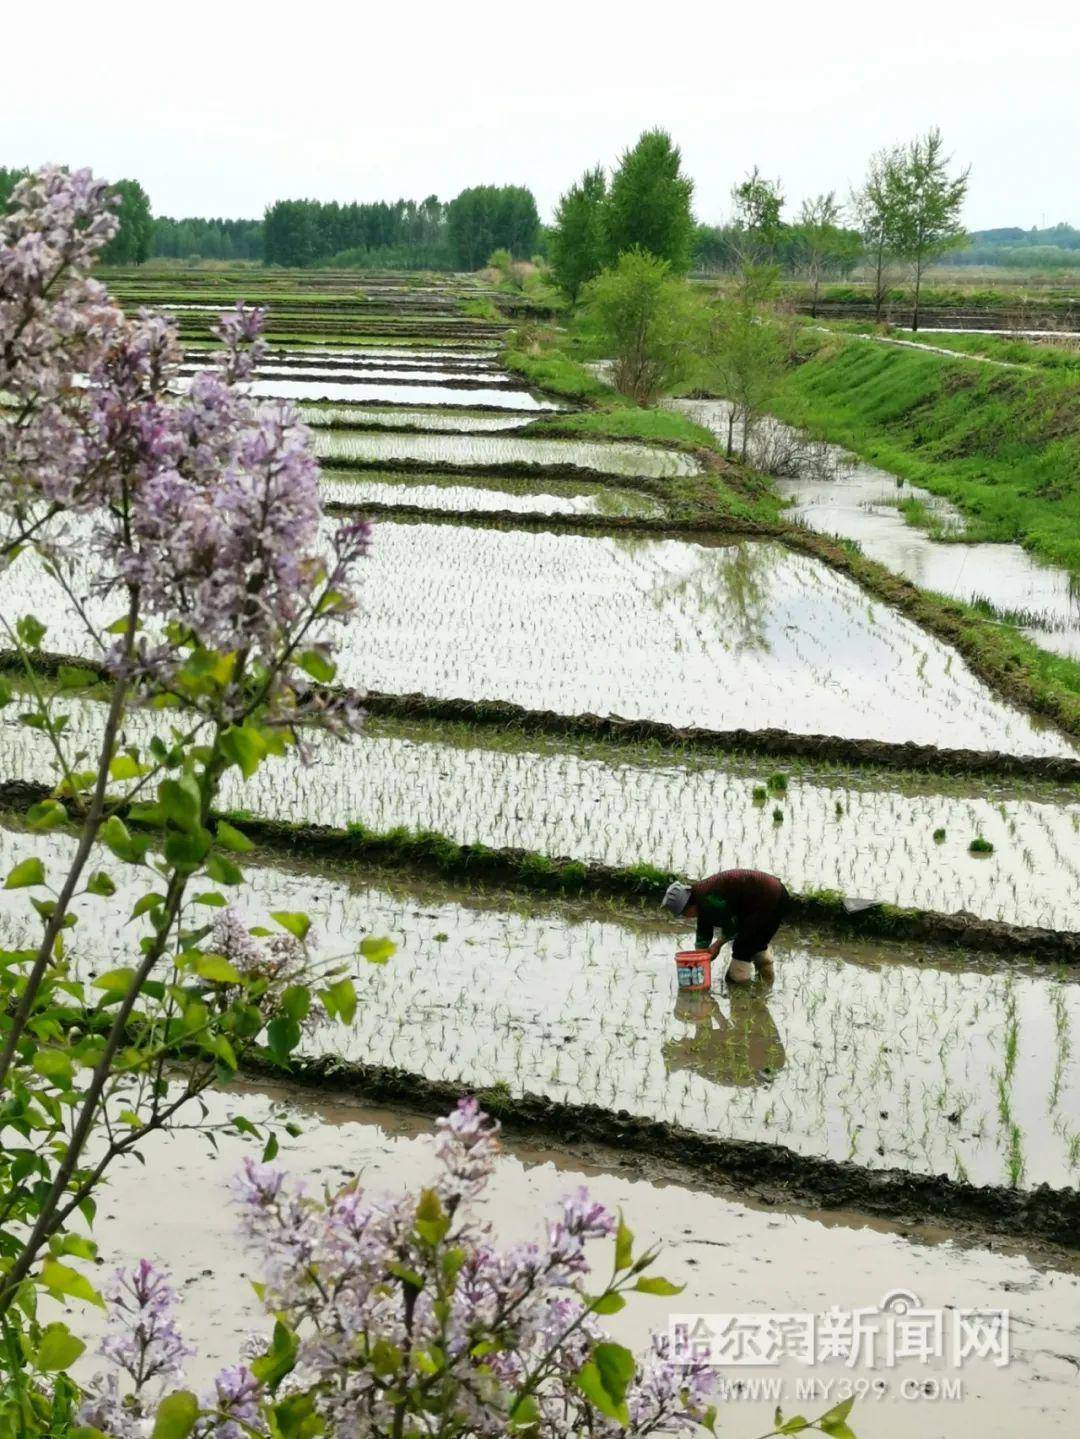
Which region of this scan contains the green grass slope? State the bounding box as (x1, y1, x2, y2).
(770, 332, 1080, 574)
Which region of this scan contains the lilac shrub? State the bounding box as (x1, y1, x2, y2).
(0, 166, 384, 1384)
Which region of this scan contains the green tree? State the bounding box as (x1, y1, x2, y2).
(886, 128, 970, 330)
(705, 264, 786, 460)
(730, 167, 784, 263)
(548, 165, 607, 302)
(603, 130, 695, 271)
(851, 145, 905, 320)
(582, 248, 704, 404)
(793, 192, 860, 316)
(98, 179, 153, 265)
(446, 185, 540, 269)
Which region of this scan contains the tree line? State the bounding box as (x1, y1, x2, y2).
(1, 167, 154, 263)
(547, 127, 970, 329)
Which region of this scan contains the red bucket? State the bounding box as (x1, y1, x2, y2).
(675, 949, 713, 992)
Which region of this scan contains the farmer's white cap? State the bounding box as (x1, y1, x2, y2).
(661, 882, 692, 917)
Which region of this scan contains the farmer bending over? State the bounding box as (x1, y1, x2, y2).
(662, 869, 789, 982)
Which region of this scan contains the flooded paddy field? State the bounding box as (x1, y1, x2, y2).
(180, 363, 516, 386)
(1, 824, 1076, 1190)
(314, 429, 698, 476)
(298, 403, 530, 432)
(676, 399, 1080, 658)
(78, 1082, 1080, 1438)
(318, 469, 663, 517)
(3, 700, 1077, 930)
(203, 375, 554, 409)
(3, 525, 1076, 755)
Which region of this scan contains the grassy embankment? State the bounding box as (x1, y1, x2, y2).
(769, 329, 1080, 575)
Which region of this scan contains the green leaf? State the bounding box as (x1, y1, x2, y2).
(359, 934, 395, 966)
(590, 1291, 626, 1315)
(164, 830, 212, 873)
(130, 893, 165, 920)
(297, 649, 336, 683)
(415, 1187, 450, 1246)
(819, 1395, 857, 1437)
(158, 775, 201, 833)
(26, 800, 67, 832)
(5, 857, 46, 889)
(101, 815, 145, 865)
(109, 754, 146, 781)
(594, 1342, 635, 1403)
(576, 1355, 630, 1426)
(215, 820, 254, 853)
(193, 891, 228, 907)
(36, 1321, 87, 1371)
(205, 852, 243, 886)
(633, 1275, 684, 1296)
(271, 911, 310, 941)
(508, 1395, 541, 1431)
(86, 871, 116, 898)
(779, 1417, 810, 1434)
(93, 968, 137, 996)
(16, 614, 47, 649)
(614, 1211, 634, 1272)
(324, 977, 356, 1024)
(38, 1258, 104, 1308)
(33, 1049, 74, 1088)
(220, 725, 267, 780)
(251, 1320, 298, 1392)
(150, 1390, 199, 1439)
(193, 953, 242, 984)
(266, 1016, 302, 1062)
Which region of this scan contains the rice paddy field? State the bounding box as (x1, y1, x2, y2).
(6, 266, 1080, 1433)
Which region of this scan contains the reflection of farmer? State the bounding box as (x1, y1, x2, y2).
(662, 869, 789, 981)
(663, 988, 785, 1088)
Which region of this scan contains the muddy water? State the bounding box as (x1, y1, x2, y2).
(313, 430, 700, 478)
(71, 1082, 1080, 1437)
(675, 399, 1080, 659)
(318, 471, 663, 518)
(2, 527, 1076, 756)
(298, 405, 529, 432)
(3, 701, 1077, 930)
(215, 365, 515, 385)
(1, 827, 1075, 1188)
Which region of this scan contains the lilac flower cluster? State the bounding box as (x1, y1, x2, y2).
(211, 907, 325, 1030)
(80, 1263, 269, 1439)
(84, 1104, 715, 1437)
(1, 167, 369, 726)
(225, 1098, 716, 1437)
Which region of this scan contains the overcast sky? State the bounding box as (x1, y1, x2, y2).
(7, 1, 1077, 230)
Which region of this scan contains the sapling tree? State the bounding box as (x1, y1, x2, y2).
(886, 129, 970, 330)
(581, 249, 704, 405)
(705, 264, 786, 461)
(0, 167, 386, 1396)
(793, 192, 859, 318)
(851, 145, 904, 321)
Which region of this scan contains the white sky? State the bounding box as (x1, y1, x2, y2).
(6, 0, 1077, 230)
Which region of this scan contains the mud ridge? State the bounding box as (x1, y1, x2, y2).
(4, 651, 1079, 785)
(246, 1054, 1080, 1249)
(2, 778, 1073, 958)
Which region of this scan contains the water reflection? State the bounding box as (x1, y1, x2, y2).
(664, 986, 786, 1088)
(672, 398, 1080, 659)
